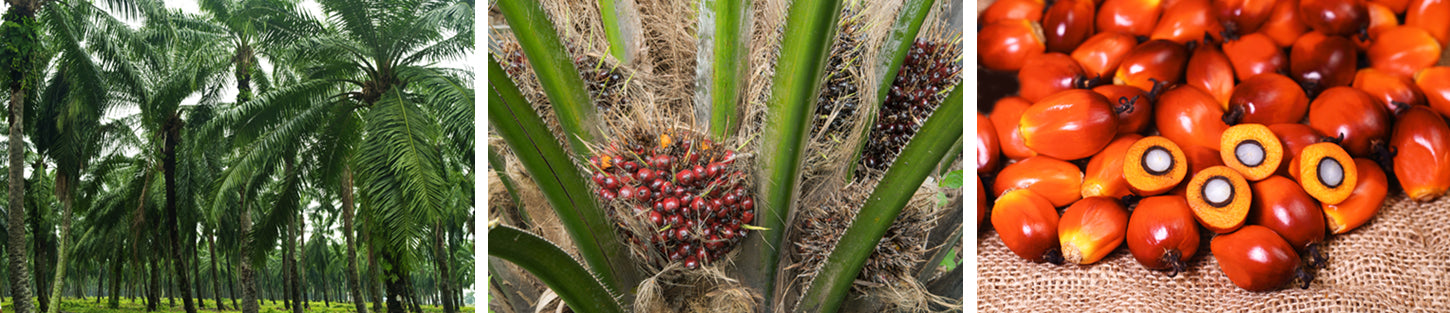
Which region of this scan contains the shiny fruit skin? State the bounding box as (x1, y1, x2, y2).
(1406, 0, 1450, 46)
(1211, 225, 1302, 291)
(1368, 26, 1443, 79)
(1306, 87, 1391, 157)
(1093, 84, 1154, 135)
(1058, 197, 1130, 264)
(1374, 0, 1414, 12)
(980, 20, 1048, 71)
(1223, 33, 1287, 79)
(1082, 134, 1144, 198)
(978, 178, 988, 227)
(1248, 176, 1326, 250)
(991, 96, 1039, 160)
(978, 112, 1002, 173)
(1073, 32, 1138, 78)
(1020, 90, 1120, 160)
(1185, 40, 1237, 106)
(1019, 53, 1089, 102)
(1097, 0, 1164, 36)
(1115, 40, 1190, 92)
(1353, 67, 1428, 111)
(994, 156, 1085, 207)
(1324, 158, 1389, 234)
(1417, 67, 1450, 118)
(981, 0, 1046, 25)
(1290, 32, 1358, 95)
(992, 189, 1062, 262)
(1260, 0, 1311, 47)
(1151, 0, 1225, 44)
(1299, 0, 1369, 36)
(1156, 86, 1230, 151)
(1355, 2, 1400, 50)
(1043, 0, 1096, 52)
(1270, 123, 1328, 177)
(1391, 106, 1450, 201)
(1227, 73, 1310, 125)
(1125, 195, 1201, 271)
(1215, 0, 1276, 34)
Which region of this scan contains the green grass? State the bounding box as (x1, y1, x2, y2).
(1, 298, 474, 313)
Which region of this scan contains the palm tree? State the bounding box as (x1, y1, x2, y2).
(2, 0, 48, 311)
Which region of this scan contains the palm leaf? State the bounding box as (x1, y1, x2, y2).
(489, 222, 625, 313)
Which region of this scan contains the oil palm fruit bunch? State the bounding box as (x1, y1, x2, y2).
(863, 38, 963, 172)
(811, 7, 866, 136)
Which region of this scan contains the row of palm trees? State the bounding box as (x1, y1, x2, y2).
(0, 1, 474, 313)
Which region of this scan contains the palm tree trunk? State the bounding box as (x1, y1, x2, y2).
(29, 165, 52, 313)
(365, 226, 384, 312)
(340, 167, 367, 313)
(286, 207, 301, 313)
(207, 233, 225, 310)
(431, 227, 455, 313)
(297, 208, 308, 310)
(227, 250, 239, 309)
(162, 115, 197, 313)
(193, 242, 204, 308)
(239, 190, 260, 313)
(45, 176, 75, 313)
(382, 252, 406, 313)
(4, 6, 37, 313)
(147, 256, 159, 312)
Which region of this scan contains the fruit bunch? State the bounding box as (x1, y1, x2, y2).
(978, 0, 1450, 292)
(811, 7, 865, 136)
(589, 132, 754, 270)
(863, 39, 963, 173)
(574, 54, 631, 113)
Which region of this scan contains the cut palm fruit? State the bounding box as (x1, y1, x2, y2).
(1219, 124, 1284, 181)
(1123, 136, 1189, 196)
(1297, 142, 1357, 205)
(1082, 134, 1144, 199)
(1186, 166, 1251, 233)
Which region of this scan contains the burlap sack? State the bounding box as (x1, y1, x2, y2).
(977, 194, 1450, 312)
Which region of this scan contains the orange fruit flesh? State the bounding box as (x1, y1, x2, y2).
(1186, 166, 1251, 233)
(1124, 136, 1189, 196)
(1324, 158, 1388, 234)
(1220, 123, 1284, 181)
(1083, 134, 1144, 198)
(1297, 142, 1358, 205)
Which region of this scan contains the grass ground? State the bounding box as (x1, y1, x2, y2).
(0, 298, 474, 313)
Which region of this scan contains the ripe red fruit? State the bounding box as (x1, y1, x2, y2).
(979, 20, 1048, 71)
(1125, 195, 1200, 275)
(1299, 0, 1369, 36)
(1211, 225, 1304, 291)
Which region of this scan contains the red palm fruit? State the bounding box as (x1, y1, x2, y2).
(1093, 84, 1154, 135)
(1183, 144, 1228, 175)
(1259, 0, 1310, 47)
(991, 96, 1038, 160)
(1323, 158, 1388, 234)
(1354, 2, 1400, 50)
(1083, 134, 1145, 198)
(1097, 0, 1165, 36)
(1353, 68, 1428, 112)
(1156, 86, 1229, 151)
(1059, 197, 1130, 264)
(1417, 67, 1450, 118)
(1290, 32, 1358, 95)
(1406, 0, 1450, 46)
(1222, 33, 1287, 79)
(1215, 0, 1276, 34)
(1392, 106, 1450, 201)
(1114, 40, 1190, 92)
(1073, 32, 1138, 78)
(1299, 0, 1369, 36)
(978, 112, 1001, 173)
(1043, 0, 1096, 52)
(981, 0, 1046, 25)
(1306, 87, 1391, 157)
(994, 156, 1084, 207)
(1125, 195, 1200, 275)
(992, 189, 1062, 262)
(978, 177, 988, 227)
(980, 20, 1048, 71)
(1226, 73, 1310, 125)
(1373, 0, 1414, 12)
(1185, 39, 1237, 106)
(1368, 26, 1443, 79)
(1018, 53, 1091, 102)
(1211, 225, 1303, 291)
(1151, 0, 1225, 44)
(1020, 90, 1120, 160)
(1248, 176, 1326, 250)
(1269, 123, 1329, 178)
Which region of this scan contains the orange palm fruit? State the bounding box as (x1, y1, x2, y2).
(1185, 39, 1237, 107)
(1020, 90, 1120, 160)
(994, 156, 1084, 207)
(1269, 123, 1329, 178)
(1043, 0, 1097, 52)
(1214, 0, 1276, 34)
(1114, 40, 1190, 92)
(1368, 25, 1442, 79)
(1391, 106, 1450, 201)
(1306, 87, 1391, 157)
(1353, 67, 1427, 112)
(1125, 195, 1200, 275)
(1225, 73, 1310, 125)
(1416, 66, 1450, 118)
(1156, 86, 1229, 151)
(1018, 53, 1092, 102)
(1151, 0, 1225, 44)
(1073, 32, 1138, 79)
(1299, 0, 1369, 36)
(1219, 124, 1284, 181)
(1182, 144, 1228, 175)
(1123, 136, 1190, 195)
(1353, 2, 1400, 50)
(981, 0, 1046, 25)
(1406, 0, 1450, 46)
(1259, 0, 1310, 47)
(1222, 33, 1287, 79)
(1323, 158, 1388, 234)
(1083, 134, 1145, 198)
(1290, 32, 1358, 95)
(1093, 85, 1154, 135)
(992, 188, 1062, 263)
(1211, 225, 1303, 291)
(979, 20, 1048, 71)
(978, 177, 989, 227)
(1059, 197, 1130, 264)
(978, 112, 1001, 173)
(1373, 0, 1414, 13)
(1296, 142, 1358, 205)
(1248, 175, 1327, 250)
(1097, 0, 1165, 37)
(1185, 166, 1252, 233)
(990, 96, 1038, 161)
